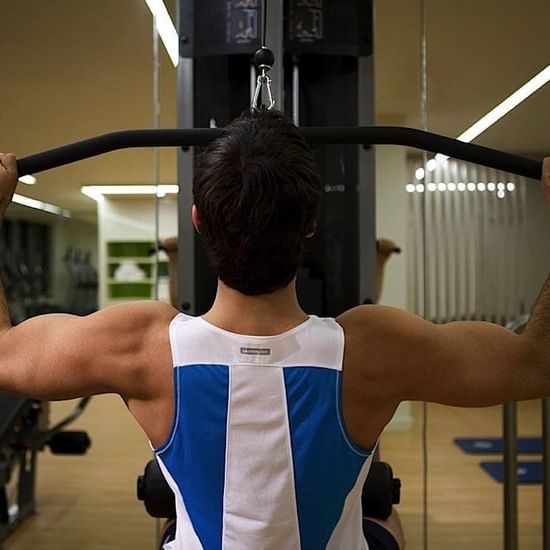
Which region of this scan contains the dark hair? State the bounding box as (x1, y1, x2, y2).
(193, 109, 322, 296)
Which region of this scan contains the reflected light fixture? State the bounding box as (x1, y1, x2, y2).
(81, 185, 179, 202)
(18, 175, 37, 185)
(426, 159, 437, 172)
(415, 167, 425, 180)
(12, 193, 69, 216)
(144, 0, 179, 67)
(437, 64, 550, 163)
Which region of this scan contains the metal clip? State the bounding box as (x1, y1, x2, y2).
(252, 69, 276, 111)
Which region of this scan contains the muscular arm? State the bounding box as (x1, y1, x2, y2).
(0, 301, 178, 401)
(340, 301, 545, 409)
(342, 159, 550, 409)
(0, 154, 177, 403)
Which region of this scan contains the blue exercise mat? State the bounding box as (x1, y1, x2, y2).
(480, 461, 542, 484)
(454, 437, 542, 454)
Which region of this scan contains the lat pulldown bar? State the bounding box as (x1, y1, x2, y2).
(16, 127, 542, 181)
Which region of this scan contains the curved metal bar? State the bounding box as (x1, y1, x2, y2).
(16, 127, 543, 180)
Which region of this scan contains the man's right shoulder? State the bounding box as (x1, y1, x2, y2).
(337, 304, 406, 343)
(336, 304, 415, 381)
(336, 305, 406, 446)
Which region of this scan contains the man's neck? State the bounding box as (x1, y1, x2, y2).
(202, 279, 308, 336)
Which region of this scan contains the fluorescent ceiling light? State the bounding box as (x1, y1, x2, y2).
(18, 175, 37, 185)
(12, 193, 69, 217)
(437, 64, 550, 163)
(458, 65, 550, 143)
(144, 0, 179, 67)
(81, 185, 179, 202)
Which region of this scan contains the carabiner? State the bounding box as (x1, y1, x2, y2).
(252, 69, 276, 111)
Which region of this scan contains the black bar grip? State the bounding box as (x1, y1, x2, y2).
(16, 126, 542, 181)
(16, 129, 222, 176)
(304, 127, 542, 181)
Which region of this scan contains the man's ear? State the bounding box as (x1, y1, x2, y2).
(305, 221, 317, 239)
(191, 204, 201, 233)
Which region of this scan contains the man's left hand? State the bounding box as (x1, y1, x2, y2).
(0, 154, 18, 221)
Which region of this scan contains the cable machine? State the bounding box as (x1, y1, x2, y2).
(176, 0, 376, 316)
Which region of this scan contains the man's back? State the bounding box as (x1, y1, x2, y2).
(155, 313, 374, 550)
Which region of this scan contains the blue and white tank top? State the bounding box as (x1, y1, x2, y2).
(154, 313, 374, 550)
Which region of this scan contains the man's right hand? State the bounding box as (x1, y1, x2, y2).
(542, 157, 550, 208)
(0, 153, 18, 221)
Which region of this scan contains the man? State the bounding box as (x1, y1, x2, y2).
(0, 110, 548, 550)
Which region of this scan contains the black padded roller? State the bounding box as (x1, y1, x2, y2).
(137, 459, 176, 519)
(16, 127, 542, 181)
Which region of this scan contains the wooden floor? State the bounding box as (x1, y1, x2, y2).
(382, 401, 543, 550)
(3, 396, 158, 550)
(2, 397, 544, 549)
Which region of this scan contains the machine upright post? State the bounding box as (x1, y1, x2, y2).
(503, 401, 518, 550)
(292, 59, 300, 126)
(358, 54, 377, 306)
(543, 398, 550, 550)
(265, 0, 284, 111)
(502, 315, 530, 550)
(176, 57, 195, 314)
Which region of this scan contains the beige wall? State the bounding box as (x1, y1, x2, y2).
(375, 146, 409, 310)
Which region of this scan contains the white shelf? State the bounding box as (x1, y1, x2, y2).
(107, 279, 154, 285)
(107, 256, 168, 263)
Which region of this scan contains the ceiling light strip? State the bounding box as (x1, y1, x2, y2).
(436, 64, 550, 163)
(144, 0, 179, 67)
(458, 64, 550, 143)
(12, 193, 69, 216)
(81, 185, 179, 202)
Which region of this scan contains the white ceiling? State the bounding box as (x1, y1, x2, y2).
(1, 0, 548, 219)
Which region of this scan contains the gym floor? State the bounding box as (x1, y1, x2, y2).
(3, 397, 543, 549)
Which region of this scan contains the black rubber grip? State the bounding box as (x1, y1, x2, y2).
(16, 126, 542, 181)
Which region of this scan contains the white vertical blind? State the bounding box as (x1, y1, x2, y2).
(407, 159, 526, 325)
